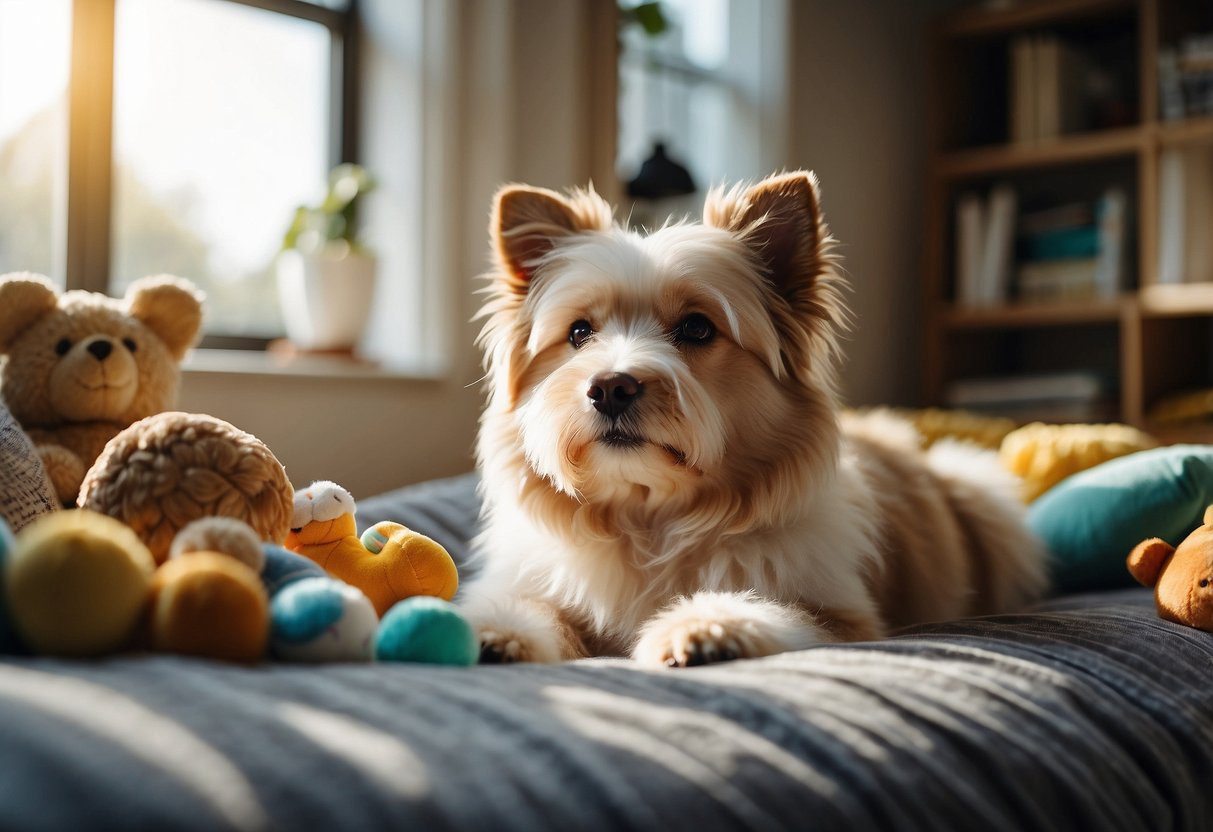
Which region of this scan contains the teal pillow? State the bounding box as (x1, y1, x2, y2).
(1028, 445, 1213, 593)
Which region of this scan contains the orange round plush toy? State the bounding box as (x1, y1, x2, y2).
(285, 481, 458, 617)
(1127, 505, 1213, 632)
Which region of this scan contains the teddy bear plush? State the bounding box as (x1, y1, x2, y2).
(0, 272, 203, 502)
(1127, 505, 1213, 632)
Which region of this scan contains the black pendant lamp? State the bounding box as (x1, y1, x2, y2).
(626, 141, 696, 199)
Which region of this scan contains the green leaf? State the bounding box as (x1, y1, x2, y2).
(625, 2, 667, 36)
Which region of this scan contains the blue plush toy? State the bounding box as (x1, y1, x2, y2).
(261, 544, 378, 663)
(375, 596, 478, 666)
(271, 576, 378, 662)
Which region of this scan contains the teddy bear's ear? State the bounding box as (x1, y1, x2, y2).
(1126, 538, 1175, 588)
(0, 273, 58, 353)
(1203, 505, 1213, 527)
(126, 275, 204, 360)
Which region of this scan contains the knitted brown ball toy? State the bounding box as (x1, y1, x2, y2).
(78, 412, 294, 563)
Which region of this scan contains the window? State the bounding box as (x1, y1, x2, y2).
(617, 0, 789, 226)
(0, 0, 71, 281)
(0, 0, 357, 344)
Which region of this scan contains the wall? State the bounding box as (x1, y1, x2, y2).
(787, 0, 959, 407)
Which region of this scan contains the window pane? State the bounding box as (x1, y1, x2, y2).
(112, 0, 331, 336)
(0, 0, 70, 283)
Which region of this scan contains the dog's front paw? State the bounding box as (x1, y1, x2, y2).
(460, 594, 565, 665)
(477, 627, 556, 664)
(633, 591, 822, 668)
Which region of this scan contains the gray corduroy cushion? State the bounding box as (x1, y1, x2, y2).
(0, 474, 1208, 831)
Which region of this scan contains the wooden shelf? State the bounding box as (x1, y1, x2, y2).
(1144, 422, 1213, 445)
(1156, 116, 1213, 148)
(941, 0, 1135, 39)
(924, 0, 1213, 438)
(934, 125, 1145, 179)
(942, 299, 1126, 329)
(1139, 283, 1213, 317)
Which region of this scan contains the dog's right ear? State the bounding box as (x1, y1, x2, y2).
(0, 272, 58, 353)
(490, 184, 612, 295)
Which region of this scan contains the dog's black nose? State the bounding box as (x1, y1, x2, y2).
(86, 340, 113, 361)
(587, 372, 643, 418)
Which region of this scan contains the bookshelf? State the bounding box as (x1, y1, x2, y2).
(923, 0, 1213, 441)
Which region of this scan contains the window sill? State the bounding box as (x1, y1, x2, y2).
(183, 349, 447, 382)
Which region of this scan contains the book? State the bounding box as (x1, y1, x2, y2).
(1157, 147, 1213, 284)
(1094, 188, 1126, 298)
(955, 193, 985, 307)
(978, 185, 1017, 306)
(1010, 35, 1090, 141)
(1016, 258, 1099, 303)
(946, 371, 1103, 409)
(1011, 36, 1036, 143)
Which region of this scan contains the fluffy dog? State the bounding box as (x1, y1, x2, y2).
(463, 171, 1046, 667)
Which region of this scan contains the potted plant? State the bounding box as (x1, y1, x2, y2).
(276, 163, 377, 352)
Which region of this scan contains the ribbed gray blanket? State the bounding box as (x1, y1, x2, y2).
(0, 474, 1207, 831)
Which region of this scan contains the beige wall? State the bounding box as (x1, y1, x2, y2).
(788, 0, 957, 408)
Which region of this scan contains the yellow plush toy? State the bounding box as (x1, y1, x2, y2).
(149, 517, 269, 663)
(1000, 422, 1158, 502)
(6, 510, 155, 656)
(285, 481, 458, 616)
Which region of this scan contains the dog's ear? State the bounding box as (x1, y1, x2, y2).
(490, 184, 612, 295)
(1127, 538, 1174, 588)
(704, 171, 835, 304)
(705, 171, 846, 381)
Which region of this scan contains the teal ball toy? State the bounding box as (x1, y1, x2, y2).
(374, 596, 477, 666)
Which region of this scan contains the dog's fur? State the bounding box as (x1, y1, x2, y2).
(462, 171, 1047, 667)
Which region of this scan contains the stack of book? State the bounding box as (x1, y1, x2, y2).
(1009, 34, 1088, 141)
(1159, 34, 1213, 120)
(945, 371, 1107, 423)
(954, 186, 1017, 308)
(1157, 148, 1213, 285)
(954, 187, 1126, 307)
(1014, 189, 1126, 303)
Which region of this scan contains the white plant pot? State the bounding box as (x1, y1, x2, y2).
(276, 247, 377, 351)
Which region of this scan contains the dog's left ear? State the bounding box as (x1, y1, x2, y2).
(491, 184, 613, 296)
(704, 171, 836, 306)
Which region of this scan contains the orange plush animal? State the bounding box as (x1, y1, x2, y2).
(285, 481, 458, 616)
(1127, 505, 1213, 632)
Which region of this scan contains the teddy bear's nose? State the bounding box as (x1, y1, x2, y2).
(86, 339, 113, 361)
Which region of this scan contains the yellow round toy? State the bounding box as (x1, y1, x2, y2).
(149, 552, 269, 663)
(285, 481, 458, 617)
(7, 510, 155, 656)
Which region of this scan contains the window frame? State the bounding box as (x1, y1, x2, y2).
(63, 0, 359, 347)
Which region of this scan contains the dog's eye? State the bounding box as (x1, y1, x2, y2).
(676, 313, 715, 344)
(122, 337, 137, 353)
(568, 320, 594, 349)
(55, 338, 72, 356)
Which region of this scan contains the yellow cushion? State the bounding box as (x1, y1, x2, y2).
(1000, 422, 1159, 502)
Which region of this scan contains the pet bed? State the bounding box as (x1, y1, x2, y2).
(0, 473, 1208, 831)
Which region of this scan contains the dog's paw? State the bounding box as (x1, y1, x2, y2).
(459, 593, 564, 665)
(477, 628, 557, 664)
(633, 591, 822, 668)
